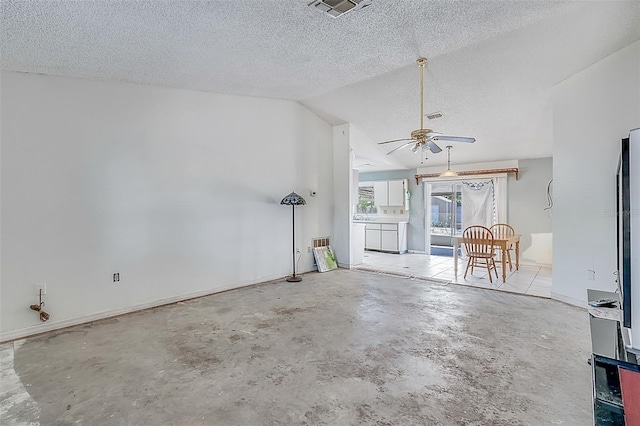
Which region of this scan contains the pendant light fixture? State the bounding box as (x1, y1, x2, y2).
(439, 146, 458, 178)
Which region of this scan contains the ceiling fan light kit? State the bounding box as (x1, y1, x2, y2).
(439, 169, 459, 178)
(378, 58, 476, 162)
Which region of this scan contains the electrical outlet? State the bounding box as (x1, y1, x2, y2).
(35, 283, 46, 295)
(307, 246, 311, 253)
(587, 270, 595, 281)
(113, 273, 120, 282)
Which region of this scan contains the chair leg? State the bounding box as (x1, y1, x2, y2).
(486, 259, 493, 283)
(464, 257, 473, 279)
(491, 259, 498, 280)
(507, 249, 513, 271)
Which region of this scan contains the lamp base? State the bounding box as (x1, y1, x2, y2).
(286, 275, 302, 282)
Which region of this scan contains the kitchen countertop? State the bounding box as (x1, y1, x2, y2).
(353, 219, 408, 224)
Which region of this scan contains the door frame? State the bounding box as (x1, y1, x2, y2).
(422, 174, 508, 255)
(423, 179, 461, 254)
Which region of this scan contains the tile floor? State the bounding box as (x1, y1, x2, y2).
(354, 250, 552, 298)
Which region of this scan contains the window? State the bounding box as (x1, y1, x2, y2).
(356, 185, 377, 215)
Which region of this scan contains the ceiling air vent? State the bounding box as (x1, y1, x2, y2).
(426, 111, 444, 120)
(308, 0, 372, 18)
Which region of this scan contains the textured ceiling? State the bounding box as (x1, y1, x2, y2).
(3, 1, 640, 170)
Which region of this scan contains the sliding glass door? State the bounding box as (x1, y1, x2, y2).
(429, 182, 462, 254)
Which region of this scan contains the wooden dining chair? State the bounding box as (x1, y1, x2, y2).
(463, 225, 498, 283)
(490, 223, 515, 271)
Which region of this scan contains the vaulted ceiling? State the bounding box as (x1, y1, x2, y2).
(3, 1, 639, 170)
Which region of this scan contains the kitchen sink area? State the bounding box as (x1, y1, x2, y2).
(352, 178, 411, 261)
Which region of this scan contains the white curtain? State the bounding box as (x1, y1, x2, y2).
(494, 176, 507, 223)
(462, 180, 495, 228)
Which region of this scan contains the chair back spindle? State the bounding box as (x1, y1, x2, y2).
(490, 223, 515, 240)
(462, 225, 498, 282)
(490, 223, 516, 271)
(463, 226, 495, 257)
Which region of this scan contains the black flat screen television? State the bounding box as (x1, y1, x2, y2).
(617, 128, 640, 354)
(617, 136, 632, 329)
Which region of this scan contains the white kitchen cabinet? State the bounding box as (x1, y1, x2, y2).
(373, 181, 388, 207)
(388, 180, 405, 206)
(373, 179, 408, 207)
(364, 222, 408, 253)
(365, 224, 382, 250)
(381, 229, 398, 251)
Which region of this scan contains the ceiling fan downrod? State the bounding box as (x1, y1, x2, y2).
(376, 57, 476, 156)
(417, 58, 427, 131)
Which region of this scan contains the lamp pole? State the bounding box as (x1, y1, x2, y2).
(288, 204, 302, 282)
(281, 191, 305, 282)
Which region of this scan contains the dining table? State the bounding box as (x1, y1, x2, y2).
(452, 234, 521, 283)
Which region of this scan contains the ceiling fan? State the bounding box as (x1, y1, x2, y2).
(378, 58, 475, 157)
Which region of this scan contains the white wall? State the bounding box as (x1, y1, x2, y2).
(0, 72, 334, 340)
(331, 124, 375, 268)
(507, 157, 553, 266)
(552, 40, 640, 306)
(332, 124, 352, 267)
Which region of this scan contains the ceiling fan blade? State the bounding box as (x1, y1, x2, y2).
(433, 136, 476, 143)
(427, 141, 442, 153)
(386, 141, 414, 155)
(425, 132, 442, 137)
(378, 138, 413, 145)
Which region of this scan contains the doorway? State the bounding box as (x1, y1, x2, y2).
(428, 182, 462, 256)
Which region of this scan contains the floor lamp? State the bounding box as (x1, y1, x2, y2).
(280, 191, 306, 282)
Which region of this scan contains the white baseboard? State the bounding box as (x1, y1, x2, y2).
(551, 291, 587, 309)
(522, 261, 553, 268)
(0, 274, 286, 343)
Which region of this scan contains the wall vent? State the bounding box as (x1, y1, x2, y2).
(311, 237, 330, 267)
(426, 111, 444, 120)
(312, 237, 330, 248)
(308, 0, 372, 18)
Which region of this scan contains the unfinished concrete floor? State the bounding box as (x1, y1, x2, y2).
(1, 269, 592, 425)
